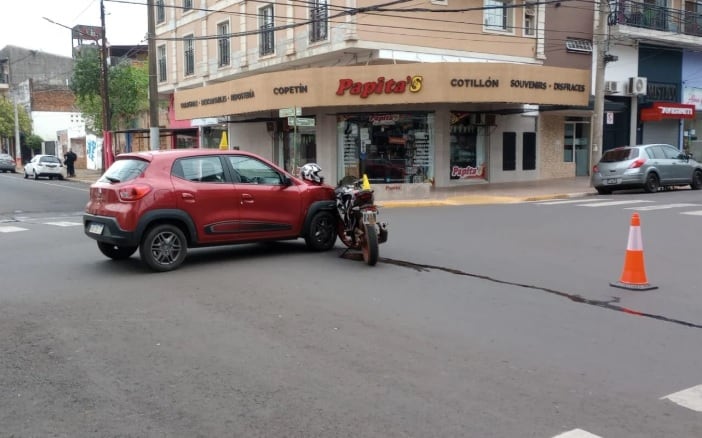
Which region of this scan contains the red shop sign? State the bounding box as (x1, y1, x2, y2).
(640, 102, 696, 121)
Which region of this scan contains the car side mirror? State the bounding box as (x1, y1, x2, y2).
(282, 175, 293, 186)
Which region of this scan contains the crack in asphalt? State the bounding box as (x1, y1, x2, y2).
(379, 257, 702, 330)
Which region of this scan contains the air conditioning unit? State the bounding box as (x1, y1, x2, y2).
(604, 81, 619, 93)
(629, 76, 648, 96)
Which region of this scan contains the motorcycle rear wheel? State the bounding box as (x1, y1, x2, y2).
(361, 224, 379, 266)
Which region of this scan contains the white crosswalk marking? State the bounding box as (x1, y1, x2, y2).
(661, 384, 702, 412)
(536, 199, 611, 205)
(552, 429, 602, 438)
(578, 200, 653, 207)
(623, 203, 701, 211)
(0, 226, 29, 233)
(44, 221, 82, 227)
(681, 210, 702, 216)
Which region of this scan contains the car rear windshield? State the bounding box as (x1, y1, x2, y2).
(40, 156, 61, 163)
(98, 158, 148, 183)
(600, 148, 639, 162)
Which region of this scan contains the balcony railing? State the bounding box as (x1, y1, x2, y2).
(611, 0, 702, 37)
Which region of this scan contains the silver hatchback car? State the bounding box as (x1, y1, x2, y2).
(591, 144, 702, 194)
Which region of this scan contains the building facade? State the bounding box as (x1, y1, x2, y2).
(155, 0, 595, 198)
(603, 0, 702, 155)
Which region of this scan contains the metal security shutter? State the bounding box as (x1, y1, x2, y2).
(642, 120, 678, 146)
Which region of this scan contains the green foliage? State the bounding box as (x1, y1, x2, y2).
(70, 48, 149, 133)
(25, 134, 44, 153)
(110, 60, 149, 130)
(0, 97, 32, 139)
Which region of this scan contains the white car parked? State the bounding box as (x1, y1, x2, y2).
(24, 154, 67, 180)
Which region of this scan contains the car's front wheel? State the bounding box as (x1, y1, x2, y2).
(644, 173, 660, 193)
(305, 211, 337, 251)
(596, 187, 612, 195)
(691, 170, 702, 190)
(97, 242, 138, 260)
(139, 224, 188, 272)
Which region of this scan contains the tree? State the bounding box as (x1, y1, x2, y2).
(25, 134, 43, 154)
(0, 97, 32, 150)
(70, 48, 149, 133)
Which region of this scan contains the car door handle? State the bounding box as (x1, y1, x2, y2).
(181, 192, 195, 203)
(241, 193, 254, 204)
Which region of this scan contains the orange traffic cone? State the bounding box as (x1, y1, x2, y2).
(610, 212, 658, 291)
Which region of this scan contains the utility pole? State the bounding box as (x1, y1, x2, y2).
(591, 0, 610, 168)
(100, 0, 112, 170)
(147, 0, 160, 150)
(14, 98, 20, 165)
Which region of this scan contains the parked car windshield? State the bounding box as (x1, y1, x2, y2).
(99, 158, 148, 183)
(600, 148, 639, 162)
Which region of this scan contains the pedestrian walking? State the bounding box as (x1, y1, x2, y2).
(64, 148, 77, 177)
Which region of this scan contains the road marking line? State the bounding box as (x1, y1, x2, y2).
(681, 210, 702, 216)
(578, 200, 653, 207)
(661, 384, 702, 412)
(536, 199, 610, 205)
(44, 221, 82, 227)
(0, 226, 28, 233)
(552, 429, 602, 438)
(624, 203, 701, 211)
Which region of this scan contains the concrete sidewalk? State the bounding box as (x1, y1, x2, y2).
(70, 168, 596, 207)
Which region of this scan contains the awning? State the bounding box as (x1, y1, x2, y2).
(640, 102, 696, 122)
(538, 95, 628, 114)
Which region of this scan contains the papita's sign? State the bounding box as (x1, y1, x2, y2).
(336, 75, 423, 98)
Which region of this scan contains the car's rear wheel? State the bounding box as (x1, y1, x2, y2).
(644, 173, 660, 193)
(596, 187, 612, 195)
(97, 242, 138, 260)
(305, 211, 337, 251)
(139, 224, 188, 272)
(33, 171, 38, 180)
(23, 171, 28, 179)
(691, 170, 702, 190)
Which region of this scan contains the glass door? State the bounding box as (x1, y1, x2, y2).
(564, 121, 591, 176)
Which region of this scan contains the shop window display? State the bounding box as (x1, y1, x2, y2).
(337, 112, 434, 184)
(449, 112, 488, 180)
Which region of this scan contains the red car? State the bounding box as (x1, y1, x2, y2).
(83, 149, 338, 271)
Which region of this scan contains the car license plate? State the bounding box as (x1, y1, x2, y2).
(362, 210, 377, 225)
(88, 223, 104, 235)
(606, 178, 620, 185)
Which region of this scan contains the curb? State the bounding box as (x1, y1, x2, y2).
(379, 191, 596, 208)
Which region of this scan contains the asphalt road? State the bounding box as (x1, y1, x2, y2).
(1, 172, 700, 437)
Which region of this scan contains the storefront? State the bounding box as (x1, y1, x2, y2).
(173, 62, 589, 196)
(337, 112, 434, 184)
(640, 101, 695, 147)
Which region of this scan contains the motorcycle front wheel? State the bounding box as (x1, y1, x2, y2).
(361, 224, 379, 266)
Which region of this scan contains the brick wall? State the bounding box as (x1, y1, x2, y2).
(539, 115, 575, 178)
(31, 88, 76, 112)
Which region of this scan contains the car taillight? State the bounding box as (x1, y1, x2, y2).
(593, 165, 599, 173)
(629, 158, 647, 169)
(118, 184, 152, 201)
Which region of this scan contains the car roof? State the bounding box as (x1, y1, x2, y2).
(116, 148, 262, 162)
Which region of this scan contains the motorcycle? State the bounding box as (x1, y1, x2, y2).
(335, 176, 388, 266)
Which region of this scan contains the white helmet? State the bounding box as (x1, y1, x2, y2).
(300, 163, 323, 183)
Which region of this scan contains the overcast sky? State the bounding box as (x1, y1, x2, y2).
(0, 0, 148, 57)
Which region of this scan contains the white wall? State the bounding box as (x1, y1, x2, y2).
(32, 111, 85, 143)
(602, 43, 640, 92)
(228, 122, 273, 160)
(488, 114, 539, 183)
